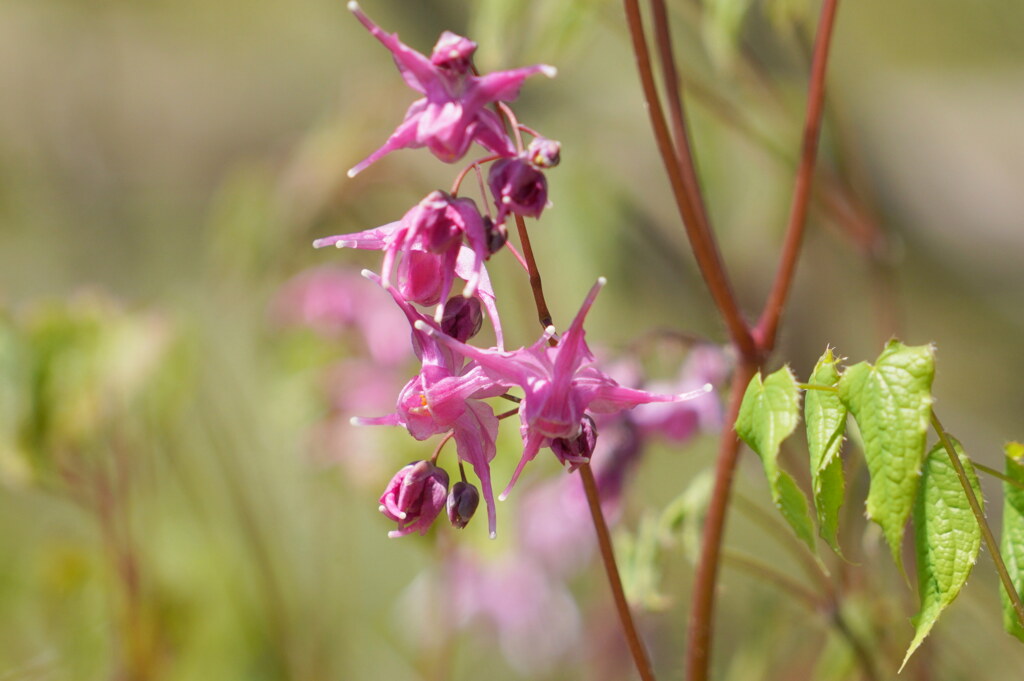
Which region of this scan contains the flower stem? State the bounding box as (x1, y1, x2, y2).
(579, 462, 657, 681)
(754, 0, 842, 353)
(973, 460, 1024, 492)
(513, 214, 554, 329)
(930, 412, 1024, 629)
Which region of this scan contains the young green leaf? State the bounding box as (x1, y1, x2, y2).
(838, 340, 935, 573)
(805, 348, 847, 555)
(735, 366, 816, 552)
(1001, 441, 1024, 642)
(900, 437, 981, 669)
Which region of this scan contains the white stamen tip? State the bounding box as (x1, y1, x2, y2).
(703, 382, 713, 393)
(449, 49, 459, 58)
(413, 320, 432, 333)
(498, 491, 509, 502)
(346, 167, 358, 178)
(347, 2, 360, 13)
(397, 511, 407, 520)
(597, 276, 607, 286)
(359, 269, 375, 280)
(378, 504, 385, 512)
(489, 531, 497, 540)
(541, 65, 557, 78)
(502, 196, 511, 204)
(349, 417, 361, 426)
(544, 325, 557, 336)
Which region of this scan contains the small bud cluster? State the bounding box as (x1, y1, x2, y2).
(319, 3, 711, 539)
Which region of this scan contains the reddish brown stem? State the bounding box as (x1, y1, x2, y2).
(754, 0, 842, 353)
(649, 0, 711, 240)
(579, 462, 657, 681)
(685, 359, 757, 681)
(621, 0, 756, 360)
(513, 214, 554, 329)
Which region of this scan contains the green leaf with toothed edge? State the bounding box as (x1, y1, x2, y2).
(805, 348, 847, 556)
(1001, 441, 1024, 642)
(735, 366, 816, 553)
(837, 340, 934, 575)
(901, 437, 981, 670)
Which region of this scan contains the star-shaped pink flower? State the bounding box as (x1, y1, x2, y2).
(417, 278, 711, 497)
(346, 2, 556, 176)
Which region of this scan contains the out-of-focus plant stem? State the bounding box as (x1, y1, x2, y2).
(621, 0, 756, 361)
(754, 0, 842, 354)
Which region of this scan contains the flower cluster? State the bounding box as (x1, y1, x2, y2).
(316, 3, 712, 539)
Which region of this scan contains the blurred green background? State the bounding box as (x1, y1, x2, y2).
(2, 0, 1024, 679)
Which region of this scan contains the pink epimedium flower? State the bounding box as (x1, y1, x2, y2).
(417, 277, 712, 497)
(346, 2, 557, 176)
(379, 460, 450, 538)
(313, 190, 489, 305)
(354, 271, 510, 537)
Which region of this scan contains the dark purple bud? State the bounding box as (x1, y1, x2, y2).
(378, 460, 450, 538)
(416, 190, 466, 254)
(483, 216, 508, 256)
(550, 414, 598, 471)
(488, 158, 548, 224)
(527, 137, 561, 168)
(447, 481, 481, 529)
(440, 296, 483, 342)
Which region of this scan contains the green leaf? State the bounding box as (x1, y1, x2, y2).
(735, 367, 816, 552)
(658, 469, 714, 563)
(901, 437, 982, 670)
(616, 514, 670, 611)
(1001, 441, 1024, 642)
(838, 340, 935, 573)
(805, 348, 847, 555)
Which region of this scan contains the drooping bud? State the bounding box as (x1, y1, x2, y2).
(483, 216, 508, 256)
(488, 158, 548, 225)
(527, 137, 561, 168)
(440, 296, 484, 342)
(550, 414, 598, 471)
(378, 460, 450, 538)
(447, 480, 481, 529)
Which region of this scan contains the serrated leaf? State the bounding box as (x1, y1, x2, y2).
(735, 367, 816, 552)
(805, 348, 847, 555)
(838, 340, 935, 573)
(901, 437, 982, 669)
(1001, 441, 1024, 642)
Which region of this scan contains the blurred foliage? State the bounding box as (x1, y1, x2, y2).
(2, 0, 1024, 679)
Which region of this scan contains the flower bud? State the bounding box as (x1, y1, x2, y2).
(447, 481, 481, 529)
(488, 158, 548, 224)
(483, 216, 508, 256)
(550, 414, 598, 470)
(527, 137, 561, 168)
(379, 460, 450, 538)
(430, 31, 478, 75)
(440, 296, 484, 343)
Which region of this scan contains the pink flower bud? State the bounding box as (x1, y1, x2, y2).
(378, 460, 450, 538)
(488, 158, 549, 225)
(440, 296, 484, 342)
(527, 137, 561, 168)
(447, 481, 481, 529)
(550, 414, 598, 470)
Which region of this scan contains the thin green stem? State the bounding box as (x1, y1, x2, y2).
(754, 0, 842, 353)
(930, 412, 1024, 629)
(798, 382, 839, 393)
(973, 461, 1024, 493)
(579, 463, 657, 681)
(721, 550, 820, 608)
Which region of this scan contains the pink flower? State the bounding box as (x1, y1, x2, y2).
(313, 190, 490, 308)
(418, 278, 712, 498)
(354, 271, 511, 537)
(379, 460, 449, 538)
(345, 2, 556, 176)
